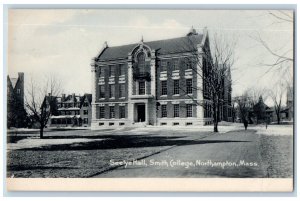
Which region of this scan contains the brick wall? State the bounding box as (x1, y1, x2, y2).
(96, 63, 128, 102)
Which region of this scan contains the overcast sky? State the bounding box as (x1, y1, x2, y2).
(7, 9, 293, 104)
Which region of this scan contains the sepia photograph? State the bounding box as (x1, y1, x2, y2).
(5, 8, 294, 191)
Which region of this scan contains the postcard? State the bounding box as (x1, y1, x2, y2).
(6, 8, 294, 192)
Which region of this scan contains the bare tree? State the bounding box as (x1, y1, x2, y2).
(246, 87, 269, 107)
(269, 82, 285, 124)
(234, 93, 252, 130)
(25, 75, 61, 138)
(177, 32, 236, 132)
(251, 11, 293, 75)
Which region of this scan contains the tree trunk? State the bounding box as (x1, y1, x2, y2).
(214, 121, 218, 132)
(276, 111, 280, 125)
(40, 126, 44, 139)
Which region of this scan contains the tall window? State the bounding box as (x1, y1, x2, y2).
(109, 85, 115, 98)
(119, 84, 125, 98)
(119, 106, 125, 118)
(83, 118, 88, 124)
(109, 106, 115, 118)
(99, 68, 105, 77)
(139, 81, 145, 95)
(161, 105, 167, 118)
(99, 106, 105, 118)
(109, 65, 115, 77)
(174, 104, 179, 117)
(83, 110, 88, 115)
(119, 64, 125, 76)
(186, 79, 193, 94)
(100, 85, 105, 98)
(173, 80, 179, 95)
(99, 85, 105, 98)
(161, 81, 167, 95)
(186, 104, 193, 117)
(173, 60, 179, 71)
(137, 52, 146, 75)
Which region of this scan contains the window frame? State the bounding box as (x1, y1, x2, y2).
(99, 106, 105, 119)
(119, 106, 125, 119)
(138, 81, 145, 95)
(186, 104, 193, 117)
(119, 84, 126, 98)
(186, 79, 193, 94)
(174, 104, 179, 118)
(161, 81, 167, 96)
(109, 106, 115, 119)
(100, 85, 105, 99)
(173, 80, 180, 95)
(109, 84, 115, 98)
(161, 105, 167, 118)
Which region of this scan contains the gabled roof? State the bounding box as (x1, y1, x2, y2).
(80, 93, 92, 107)
(97, 34, 203, 61)
(10, 78, 18, 88)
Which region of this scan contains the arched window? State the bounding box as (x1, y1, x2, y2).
(137, 52, 146, 75)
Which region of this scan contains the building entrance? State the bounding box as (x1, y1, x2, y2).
(137, 104, 145, 122)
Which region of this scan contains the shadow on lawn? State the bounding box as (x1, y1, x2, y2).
(8, 165, 78, 171)
(18, 134, 250, 151)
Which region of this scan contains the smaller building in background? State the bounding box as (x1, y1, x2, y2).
(47, 93, 92, 127)
(7, 72, 27, 128)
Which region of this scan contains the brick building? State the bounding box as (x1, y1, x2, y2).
(47, 93, 92, 127)
(7, 72, 27, 128)
(91, 28, 232, 129)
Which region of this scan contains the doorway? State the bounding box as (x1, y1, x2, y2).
(137, 104, 145, 122)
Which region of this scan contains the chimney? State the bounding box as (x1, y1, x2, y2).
(72, 93, 76, 102)
(18, 72, 24, 81)
(103, 41, 108, 48)
(62, 94, 66, 101)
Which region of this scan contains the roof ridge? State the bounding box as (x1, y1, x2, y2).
(106, 34, 203, 49)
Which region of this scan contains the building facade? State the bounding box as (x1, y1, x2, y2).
(7, 72, 27, 128)
(91, 28, 232, 129)
(47, 93, 92, 127)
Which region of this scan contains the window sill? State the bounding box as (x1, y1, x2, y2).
(160, 95, 167, 97)
(109, 97, 115, 100)
(173, 94, 180, 97)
